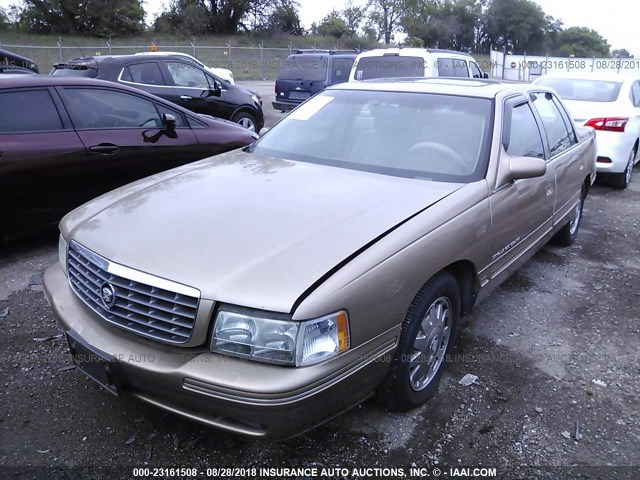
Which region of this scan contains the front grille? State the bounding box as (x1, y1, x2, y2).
(67, 241, 199, 344)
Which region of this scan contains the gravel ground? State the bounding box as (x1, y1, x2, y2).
(0, 86, 639, 479)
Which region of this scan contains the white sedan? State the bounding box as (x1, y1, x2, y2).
(534, 73, 640, 188)
(134, 51, 235, 85)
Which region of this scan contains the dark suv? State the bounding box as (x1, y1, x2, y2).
(273, 50, 357, 112)
(0, 48, 39, 73)
(52, 55, 264, 132)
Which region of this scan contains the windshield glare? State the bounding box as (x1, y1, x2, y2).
(536, 78, 622, 102)
(251, 90, 492, 182)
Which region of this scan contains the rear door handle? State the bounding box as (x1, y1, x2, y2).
(180, 95, 192, 100)
(89, 144, 119, 155)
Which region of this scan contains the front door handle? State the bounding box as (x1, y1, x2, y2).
(180, 95, 192, 100)
(90, 144, 119, 155)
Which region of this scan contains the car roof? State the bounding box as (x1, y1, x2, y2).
(58, 54, 196, 65)
(330, 77, 545, 99)
(534, 72, 639, 82)
(356, 48, 473, 59)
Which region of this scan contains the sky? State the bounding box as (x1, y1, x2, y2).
(1, 0, 638, 56)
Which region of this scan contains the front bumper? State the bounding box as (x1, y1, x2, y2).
(43, 263, 394, 439)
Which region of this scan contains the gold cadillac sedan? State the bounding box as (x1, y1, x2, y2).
(43, 78, 597, 439)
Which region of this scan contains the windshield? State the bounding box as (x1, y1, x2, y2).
(277, 56, 328, 82)
(354, 56, 425, 80)
(536, 78, 623, 102)
(251, 89, 493, 182)
(52, 67, 98, 78)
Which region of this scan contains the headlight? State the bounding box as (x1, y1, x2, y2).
(211, 309, 350, 366)
(58, 234, 68, 276)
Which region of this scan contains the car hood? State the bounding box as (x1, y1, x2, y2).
(65, 151, 462, 313)
(562, 99, 626, 124)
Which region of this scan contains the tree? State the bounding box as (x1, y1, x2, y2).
(155, 0, 277, 35)
(342, 1, 366, 37)
(403, 0, 483, 52)
(368, 0, 403, 44)
(316, 10, 349, 39)
(612, 48, 633, 58)
(17, 0, 145, 36)
(555, 27, 610, 57)
(0, 8, 8, 31)
(260, 0, 303, 34)
(483, 0, 548, 54)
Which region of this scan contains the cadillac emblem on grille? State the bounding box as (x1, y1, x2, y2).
(100, 283, 117, 309)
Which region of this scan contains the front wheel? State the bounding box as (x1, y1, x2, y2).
(231, 111, 257, 132)
(378, 271, 460, 411)
(551, 184, 585, 247)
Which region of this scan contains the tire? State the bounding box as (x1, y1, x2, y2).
(551, 184, 585, 247)
(378, 271, 460, 411)
(231, 111, 257, 132)
(610, 147, 636, 189)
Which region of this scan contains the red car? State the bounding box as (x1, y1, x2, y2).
(0, 76, 256, 243)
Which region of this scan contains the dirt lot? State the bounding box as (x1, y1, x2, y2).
(1, 85, 639, 480)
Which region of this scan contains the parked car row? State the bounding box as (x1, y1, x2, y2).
(43, 77, 597, 439)
(272, 48, 488, 112)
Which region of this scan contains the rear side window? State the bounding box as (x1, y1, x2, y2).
(437, 58, 469, 77)
(530, 92, 573, 156)
(63, 88, 162, 129)
(631, 81, 640, 107)
(354, 55, 424, 80)
(121, 63, 165, 85)
(506, 103, 545, 159)
(0, 89, 63, 133)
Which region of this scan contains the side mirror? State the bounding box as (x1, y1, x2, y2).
(162, 113, 176, 131)
(509, 156, 546, 181)
(201, 81, 222, 98)
(483, 72, 489, 79)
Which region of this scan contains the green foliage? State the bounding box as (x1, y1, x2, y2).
(316, 11, 349, 39)
(612, 48, 633, 58)
(483, 0, 547, 54)
(262, 0, 303, 35)
(555, 27, 610, 57)
(0, 8, 8, 31)
(17, 0, 145, 37)
(403, 0, 483, 52)
(367, 0, 403, 44)
(342, 1, 366, 37)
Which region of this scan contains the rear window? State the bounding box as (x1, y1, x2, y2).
(0, 89, 63, 133)
(354, 55, 425, 80)
(535, 78, 622, 102)
(52, 66, 98, 78)
(277, 56, 328, 82)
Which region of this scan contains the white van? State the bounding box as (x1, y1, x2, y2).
(349, 48, 487, 81)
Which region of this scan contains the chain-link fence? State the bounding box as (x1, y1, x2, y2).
(0, 37, 344, 80)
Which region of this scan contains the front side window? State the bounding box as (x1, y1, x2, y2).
(437, 58, 469, 77)
(331, 58, 355, 83)
(155, 103, 186, 127)
(506, 103, 545, 159)
(631, 81, 640, 107)
(0, 89, 63, 133)
(121, 63, 165, 86)
(470, 62, 483, 78)
(63, 88, 162, 129)
(166, 62, 210, 88)
(531, 92, 573, 156)
(250, 90, 492, 183)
